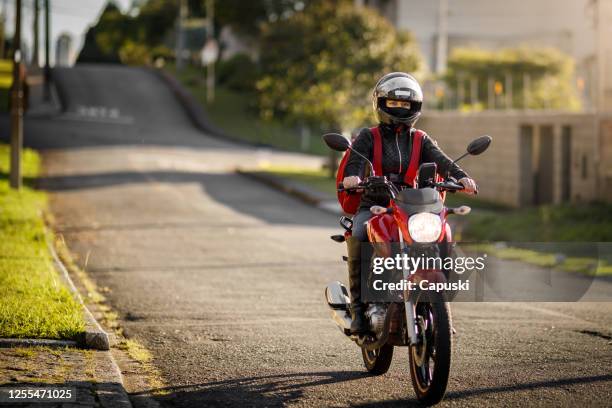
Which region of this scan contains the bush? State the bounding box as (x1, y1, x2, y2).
(217, 53, 259, 92)
(444, 47, 580, 110)
(119, 40, 151, 66)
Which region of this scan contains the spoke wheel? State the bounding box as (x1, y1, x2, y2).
(408, 294, 452, 405)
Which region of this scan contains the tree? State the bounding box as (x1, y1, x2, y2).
(215, 0, 301, 37)
(256, 0, 422, 130)
(78, 0, 179, 64)
(77, 0, 301, 65)
(77, 2, 129, 63)
(444, 47, 581, 110)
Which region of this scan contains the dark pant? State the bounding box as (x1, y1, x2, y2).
(352, 209, 372, 242)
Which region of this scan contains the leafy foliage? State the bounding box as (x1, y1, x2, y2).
(78, 0, 181, 65)
(77, 3, 127, 63)
(444, 47, 580, 110)
(77, 0, 301, 65)
(215, 0, 301, 36)
(256, 0, 422, 129)
(217, 53, 259, 92)
(118, 40, 152, 65)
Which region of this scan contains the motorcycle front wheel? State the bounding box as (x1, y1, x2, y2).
(362, 343, 394, 375)
(408, 295, 452, 405)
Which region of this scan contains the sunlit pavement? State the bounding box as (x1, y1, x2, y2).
(4, 65, 611, 407)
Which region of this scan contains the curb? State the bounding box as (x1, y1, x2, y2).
(236, 169, 343, 216)
(48, 240, 111, 351)
(0, 338, 78, 348)
(47, 241, 134, 408)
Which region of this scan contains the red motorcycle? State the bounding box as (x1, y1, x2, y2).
(324, 133, 491, 405)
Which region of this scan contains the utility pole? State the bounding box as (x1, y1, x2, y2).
(175, 0, 187, 71)
(0, 0, 7, 59)
(435, 0, 448, 74)
(10, 0, 23, 189)
(205, 0, 214, 103)
(43, 0, 50, 101)
(31, 0, 39, 67)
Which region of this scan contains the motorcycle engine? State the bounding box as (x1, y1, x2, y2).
(365, 303, 388, 337)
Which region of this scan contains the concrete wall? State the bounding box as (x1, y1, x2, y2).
(418, 111, 602, 207)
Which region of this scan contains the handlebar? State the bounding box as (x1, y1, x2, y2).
(338, 177, 472, 193)
(434, 181, 464, 192)
(337, 177, 390, 193)
(337, 182, 365, 193)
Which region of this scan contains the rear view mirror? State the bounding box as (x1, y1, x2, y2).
(417, 162, 437, 188)
(467, 135, 492, 156)
(323, 133, 350, 152)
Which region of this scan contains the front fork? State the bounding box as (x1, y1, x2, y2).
(399, 236, 419, 345)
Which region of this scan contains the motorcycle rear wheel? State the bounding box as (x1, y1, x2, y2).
(362, 343, 394, 375)
(408, 295, 452, 405)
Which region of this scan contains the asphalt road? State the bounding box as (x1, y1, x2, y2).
(4, 65, 612, 407)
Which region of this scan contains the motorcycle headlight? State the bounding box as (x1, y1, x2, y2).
(408, 213, 442, 243)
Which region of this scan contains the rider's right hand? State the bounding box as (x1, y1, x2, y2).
(343, 176, 362, 189)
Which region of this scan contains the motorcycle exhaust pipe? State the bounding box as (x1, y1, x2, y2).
(325, 281, 352, 336)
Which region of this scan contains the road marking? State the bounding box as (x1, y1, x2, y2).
(55, 105, 134, 125)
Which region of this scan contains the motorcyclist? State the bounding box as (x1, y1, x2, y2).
(343, 72, 477, 334)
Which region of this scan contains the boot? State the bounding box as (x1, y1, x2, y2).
(346, 237, 368, 334)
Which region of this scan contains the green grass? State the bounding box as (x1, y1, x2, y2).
(259, 165, 338, 196)
(165, 65, 329, 156)
(463, 202, 612, 242)
(257, 166, 612, 275)
(465, 245, 612, 276)
(0, 144, 84, 339)
(258, 165, 514, 211)
(259, 165, 612, 240)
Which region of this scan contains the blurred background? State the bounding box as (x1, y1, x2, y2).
(1, 3, 611, 403)
(1, 0, 611, 241)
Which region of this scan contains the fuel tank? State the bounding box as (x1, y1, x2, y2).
(366, 213, 399, 257)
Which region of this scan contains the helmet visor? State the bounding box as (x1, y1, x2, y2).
(379, 97, 421, 121)
(385, 99, 411, 109)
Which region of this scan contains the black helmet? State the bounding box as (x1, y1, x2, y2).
(372, 72, 423, 126)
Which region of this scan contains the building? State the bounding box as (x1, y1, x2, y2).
(359, 0, 612, 205)
(55, 33, 73, 67)
(365, 0, 612, 112)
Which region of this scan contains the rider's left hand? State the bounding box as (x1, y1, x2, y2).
(458, 177, 478, 195)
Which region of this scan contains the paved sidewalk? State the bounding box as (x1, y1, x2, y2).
(0, 346, 130, 407)
(0, 78, 133, 408)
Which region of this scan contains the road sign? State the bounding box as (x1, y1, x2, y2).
(200, 39, 219, 66)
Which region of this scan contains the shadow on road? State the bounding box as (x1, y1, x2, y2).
(132, 371, 373, 407)
(445, 374, 612, 400)
(37, 170, 334, 227)
(352, 374, 612, 407)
